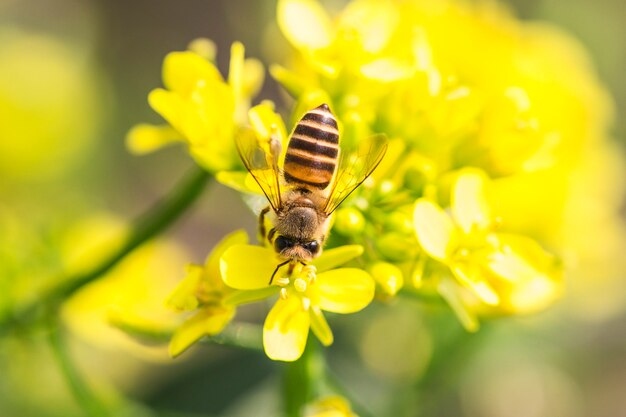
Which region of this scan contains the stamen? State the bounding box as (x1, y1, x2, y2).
(280, 288, 288, 300)
(276, 277, 290, 286)
(293, 278, 307, 293)
(302, 265, 317, 283)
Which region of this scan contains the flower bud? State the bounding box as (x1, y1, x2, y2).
(368, 261, 404, 296)
(385, 211, 414, 235)
(372, 179, 397, 201)
(334, 207, 365, 236)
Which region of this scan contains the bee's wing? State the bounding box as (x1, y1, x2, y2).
(323, 134, 388, 214)
(235, 128, 282, 211)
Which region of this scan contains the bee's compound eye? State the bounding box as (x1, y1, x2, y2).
(274, 236, 293, 252)
(304, 241, 320, 255)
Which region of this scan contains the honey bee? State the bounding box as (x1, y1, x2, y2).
(236, 104, 387, 282)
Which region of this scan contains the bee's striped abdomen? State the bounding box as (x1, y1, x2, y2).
(284, 103, 339, 190)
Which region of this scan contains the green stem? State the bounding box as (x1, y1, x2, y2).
(207, 322, 264, 351)
(1, 166, 211, 332)
(283, 338, 325, 417)
(48, 321, 110, 417)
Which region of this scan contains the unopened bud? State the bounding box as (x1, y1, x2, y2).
(368, 261, 404, 296)
(334, 207, 365, 236)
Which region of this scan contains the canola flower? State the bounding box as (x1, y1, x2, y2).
(0, 1, 617, 417)
(413, 168, 561, 330)
(110, 0, 622, 413)
(303, 395, 359, 417)
(165, 230, 373, 361)
(220, 244, 373, 361)
(263, 0, 620, 323)
(127, 39, 264, 172)
(165, 230, 248, 357)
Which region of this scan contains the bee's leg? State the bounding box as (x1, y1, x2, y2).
(258, 206, 271, 243)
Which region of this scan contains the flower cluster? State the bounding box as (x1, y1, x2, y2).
(221, 243, 373, 361)
(165, 230, 373, 361)
(265, 0, 577, 327)
(128, 0, 620, 360)
(127, 39, 263, 172)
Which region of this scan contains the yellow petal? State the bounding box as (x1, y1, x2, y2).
(248, 102, 287, 144)
(220, 244, 278, 289)
(166, 264, 203, 311)
(228, 41, 244, 105)
(277, 0, 333, 50)
(189, 144, 235, 173)
(215, 171, 265, 195)
(205, 230, 249, 285)
(413, 199, 456, 261)
(263, 296, 310, 361)
(148, 88, 184, 132)
(309, 306, 333, 346)
(339, 0, 398, 53)
(163, 51, 222, 96)
(451, 169, 492, 234)
(169, 306, 235, 357)
(242, 58, 265, 99)
(311, 268, 374, 314)
(360, 58, 414, 82)
(186, 38, 216, 61)
(126, 123, 184, 155)
(487, 234, 559, 283)
(312, 245, 364, 272)
(437, 277, 479, 332)
(304, 395, 356, 417)
(269, 64, 308, 97)
(486, 234, 562, 313)
(450, 262, 500, 306)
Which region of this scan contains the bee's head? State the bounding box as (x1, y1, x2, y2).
(274, 235, 321, 262)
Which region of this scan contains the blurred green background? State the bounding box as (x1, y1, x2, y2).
(0, 0, 624, 416)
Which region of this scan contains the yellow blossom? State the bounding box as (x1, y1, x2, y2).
(166, 230, 251, 357)
(220, 244, 374, 361)
(127, 39, 264, 172)
(273, 0, 594, 173)
(413, 169, 562, 329)
(303, 395, 359, 417)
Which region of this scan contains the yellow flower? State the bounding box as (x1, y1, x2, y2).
(220, 244, 374, 361)
(413, 169, 562, 330)
(215, 101, 288, 196)
(127, 39, 264, 172)
(303, 395, 359, 417)
(166, 230, 248, 357)
(274, 0, 609, 175)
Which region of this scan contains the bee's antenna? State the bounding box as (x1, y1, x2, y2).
(269, 260, 291, 285)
